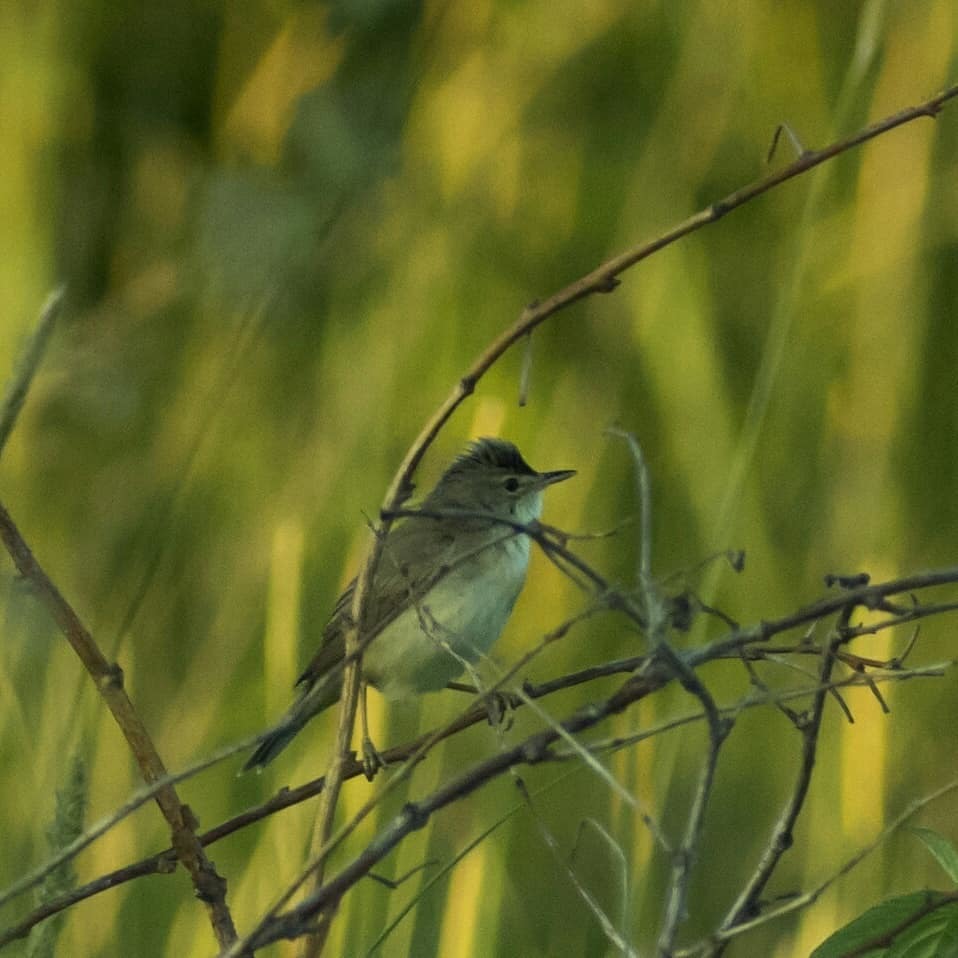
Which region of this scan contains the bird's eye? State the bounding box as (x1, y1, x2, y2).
(504, 477, 520, 493)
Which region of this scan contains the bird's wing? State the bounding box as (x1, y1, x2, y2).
(296, 516, 501, 688)
(294, 581, 354, 687)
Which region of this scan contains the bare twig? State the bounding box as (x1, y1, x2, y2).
(239, 663, 678, 950)
(518, 329, 533, 406)
(676, 778, 958, 956)
(605, 431, 732, 953)
(0, 504, 238, 950)
(713, 605, 854, 949)
(2, 606, 602, 949)
(516, 777, 638, 957)
(0, 287, 64, 457)
(606, 428, 653, 588)
(556, 663, 948, 763)
(226, 599, 603, 957)
(364, 793, 525, 954)
(697, 566, 958, 662)
(504, 659, 671, 854)
(4, 553, 956, 950)
(657, 708, 730, 956)
(243, 654, 951, 950)
(2, 654, 947, 948)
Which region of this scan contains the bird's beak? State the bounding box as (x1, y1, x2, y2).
(535, 468, 576, 489)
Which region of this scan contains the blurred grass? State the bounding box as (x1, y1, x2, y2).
(1, 0, 957, 955)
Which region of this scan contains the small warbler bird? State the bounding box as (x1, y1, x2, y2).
(244, 438, 574, 771)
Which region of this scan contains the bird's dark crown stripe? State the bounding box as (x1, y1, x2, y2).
(447, 438, 537, 477)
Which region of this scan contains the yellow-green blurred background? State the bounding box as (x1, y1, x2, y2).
(2, 1, 957, 955)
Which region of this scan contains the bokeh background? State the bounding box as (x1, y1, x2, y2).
(2, 1, 957, 955)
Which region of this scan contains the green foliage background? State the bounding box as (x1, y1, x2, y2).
(1, 1, 957, 955)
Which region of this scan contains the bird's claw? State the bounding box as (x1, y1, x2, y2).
(362, 736, 388, 781)
(484, 690, 517, 731)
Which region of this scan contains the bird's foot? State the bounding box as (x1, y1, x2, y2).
(484, 690, 519, 731)
(361, 735, 388, 781)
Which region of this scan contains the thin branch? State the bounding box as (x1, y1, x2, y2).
(363, 794, 525, 955)
(2, 657, 947, 948)
(605, 434, 732, 955)
(242, 663, 676, 950)
(516, 777, 639, 957)
(6, 556, 958, 946)
(606, 428, 653, 588)
(657, 710, 729, 956)
(2, 605, 601, 947)
(695, 566, 958, 663)
(676, 778, 958, 956)
(838, 600, 958, 641)
(0, 504, 238, 949)
(381, 507, 611, 594)
(714, 605, 854, 947)
(653, 608, 730, 954)
(226, 601, 604, 957)
(245, 656, 949, 952)
(505, 660, 671, 854)
(0, 287, 64, 457)
(555, 663, 949, 763)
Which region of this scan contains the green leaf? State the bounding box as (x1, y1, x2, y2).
(886, 900, 958, 957)
(811, 892, 950, 957)
(912, 828, 958, 886)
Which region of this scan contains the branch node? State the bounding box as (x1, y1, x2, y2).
(824, 571, 870, 589)
(193, 869, 228, 904)
(99, 662, 124, 692)
(521, 737, 550, 764)
(400, 801, 428, 833)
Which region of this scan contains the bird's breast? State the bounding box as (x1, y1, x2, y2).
(363, 533, 532, 699)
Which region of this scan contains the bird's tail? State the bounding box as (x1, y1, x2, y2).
(242, 674, 340, 772)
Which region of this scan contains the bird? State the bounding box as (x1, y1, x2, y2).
(243, 437, 574, 772)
